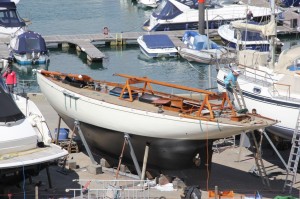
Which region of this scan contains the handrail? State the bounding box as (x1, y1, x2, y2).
(273, 82, 291, 99)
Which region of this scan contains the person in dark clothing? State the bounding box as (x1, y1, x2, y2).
(247, 10, 253, 20)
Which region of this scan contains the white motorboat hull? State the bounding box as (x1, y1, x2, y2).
(138, 0, 159, 8)
(178, 47, 233, 64)
(137, 36, 178, 58)
(0, 93, 68, 185)
(143, 0, 279, 31)
(13, 53, 49, 65)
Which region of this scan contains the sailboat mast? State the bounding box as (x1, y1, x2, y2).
(198, 0, 205, 35)
(270, 0, 276, 68)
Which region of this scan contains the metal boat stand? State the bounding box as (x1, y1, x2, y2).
(123, 133, 142, 178)
(74, 120, 97, 165)
(57, 120, 97, 176)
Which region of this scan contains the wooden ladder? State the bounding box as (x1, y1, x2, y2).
(232, 81, 270, 187)
(250, 131, 270, 187)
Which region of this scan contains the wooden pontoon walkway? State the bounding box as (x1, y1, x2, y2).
(0, 16, 298, 62)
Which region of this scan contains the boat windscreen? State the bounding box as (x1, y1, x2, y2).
(0, 3, 25, 28)
(241, 31, 264, 41)
(25, 38, 42, 52)
(0, 77, 25, 122)
(153, 0, 183, 20)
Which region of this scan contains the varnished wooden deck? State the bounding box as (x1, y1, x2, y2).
(46, 75, 276, 127)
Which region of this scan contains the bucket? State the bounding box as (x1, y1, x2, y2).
(54, 128, 69, 141)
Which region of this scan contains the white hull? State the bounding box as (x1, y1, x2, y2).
(36, 71, 277, 170)
(37, 72, 276, 140)
(144, 0, 279, 31)
(0, 27, 26, 38)
(0, 94, 68, 169)
(138, 0, 158, 8)
(137, 36, 178, 58)
(217, 56, 300, 140)
(178, 47, 233, 64)
(13, 53, 49, 65)
(218, 24, 270, 46)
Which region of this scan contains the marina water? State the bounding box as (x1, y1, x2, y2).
(15, 0, 299, 93)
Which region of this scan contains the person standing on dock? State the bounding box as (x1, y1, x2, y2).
(103, 27, 109, 37)
(2, 66, 17, 93)
(224, 69, 240, 107)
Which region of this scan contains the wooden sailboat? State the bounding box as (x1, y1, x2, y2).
(37, 70, 277, 171)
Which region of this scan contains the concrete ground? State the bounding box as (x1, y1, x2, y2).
(3, 93, 299, 198)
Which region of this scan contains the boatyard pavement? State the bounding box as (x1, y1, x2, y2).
(3, 93, 299, 198)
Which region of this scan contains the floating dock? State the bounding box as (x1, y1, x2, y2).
(0, 16, 298, 63)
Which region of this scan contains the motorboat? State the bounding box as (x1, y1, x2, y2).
(218, 20, 282, 52)
(178, 30, 235, 64)
(216, 1, 300, 140)
(9, 30, 49, 65)
(138, 0, 160, 8)
(143, 0, 281, 32)
(137, 34, 178, 58)
(0, 0, 27, 38)
(0, 76, 68, 185)
(36, 70, 276, 173)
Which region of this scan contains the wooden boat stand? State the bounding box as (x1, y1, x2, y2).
(114, 73, 238, 120)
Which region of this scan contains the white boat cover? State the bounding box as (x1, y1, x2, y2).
(275, 45, 300, 73)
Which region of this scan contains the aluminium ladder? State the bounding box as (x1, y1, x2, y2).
(232, 81, 270, 187)
(283, 109, 300, 194)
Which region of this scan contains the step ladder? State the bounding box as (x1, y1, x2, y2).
(283, 109, 300, 194)
(250, 131, 270, 187)
(232, 81, 247, 111)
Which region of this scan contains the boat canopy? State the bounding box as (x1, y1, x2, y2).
(152, 0, 197, 20)
(12, 31, 47, 54)
(0, 2, 25, 28)
(231, 20, 276, 37)
(143, 34, 175, 49)
(0, 77, 25, 122)
(182, 31, 220, 50)
(275, 45, 300, 73)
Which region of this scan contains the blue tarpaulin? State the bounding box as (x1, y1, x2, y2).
(182, 31, 220, 50)
(12, 31, 47, 54)
(142, 34, 175, 49)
